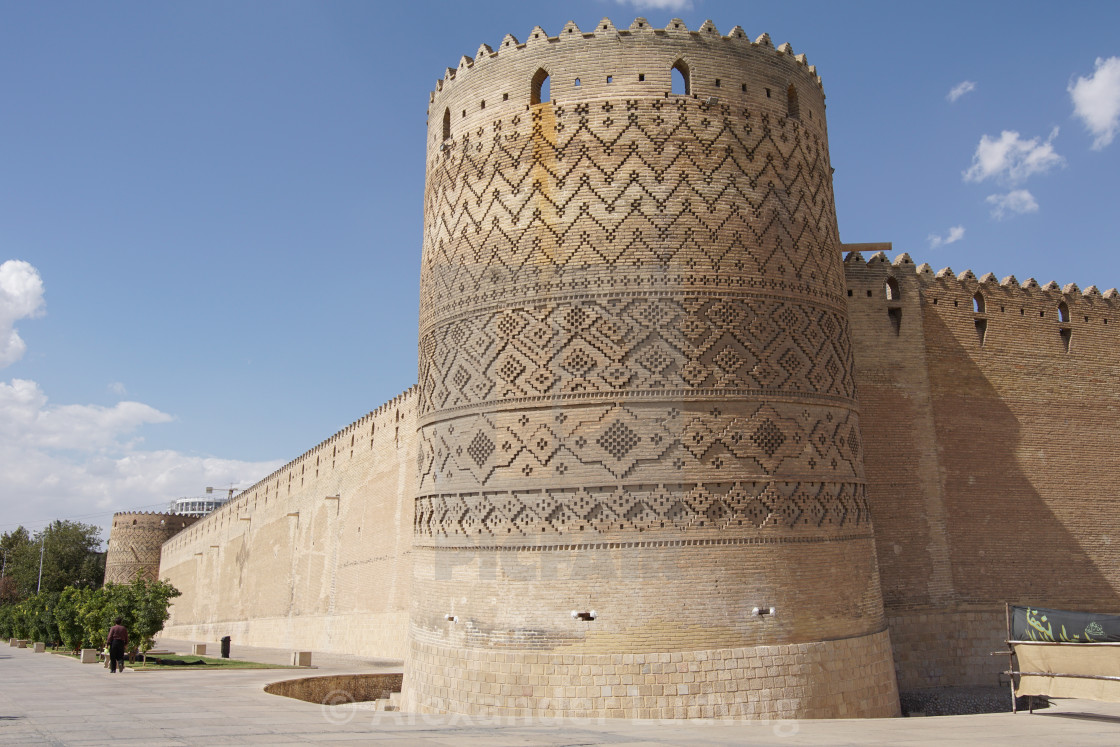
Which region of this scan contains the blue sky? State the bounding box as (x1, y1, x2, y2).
(2, 0, 1118, 539)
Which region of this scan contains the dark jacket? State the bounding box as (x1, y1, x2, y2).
(107, 624, 128, 647)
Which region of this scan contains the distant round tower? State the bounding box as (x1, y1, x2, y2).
(406, 18, 899, 719)
(104, 512, 198, 584)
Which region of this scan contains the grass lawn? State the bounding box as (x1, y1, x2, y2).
(39, 645, 295, 669)
(128, 654, 298, 670)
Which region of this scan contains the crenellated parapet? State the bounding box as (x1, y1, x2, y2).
(845, 249, 1118, 312)
(842, 246, 1115, 356)
(428, 17, 827, 163)
(160, 386, 419, 554)
(244, 384, 419, 502)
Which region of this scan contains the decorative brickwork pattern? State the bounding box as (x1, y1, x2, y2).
(415, 480, 870, 539)
(104, 512, 198, 584)
(408, 18, 897, 719)
(143, 22, 1120, 717)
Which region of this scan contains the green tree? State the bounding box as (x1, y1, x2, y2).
(24, 592, 59, 645)
(0, 603, 15, 639)
(129, 576, 182, 653)
(79, 585, 117, 649)
(35, 521, 104, 593)
(55, 587, 91, 651)
(75, 576, 180, 653)
(0, 576, 18, 606)
(0, 527, 36, 600)
(1, 522, 104, 601)
(10, 599, 33, 640)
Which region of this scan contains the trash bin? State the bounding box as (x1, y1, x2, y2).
(220, 636, 231, 659)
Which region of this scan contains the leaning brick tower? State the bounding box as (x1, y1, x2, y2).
(103, 512, 198, 584)
(405, 18, 899, 719)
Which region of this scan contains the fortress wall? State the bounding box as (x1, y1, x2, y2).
(919, 270, 1120, 611)
(159, 387, 418, 658)
(844, 248, 953, 613)
(848, 251, 1120, 690)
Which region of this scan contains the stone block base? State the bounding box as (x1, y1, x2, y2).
(291, 651, 312, 667)
(888, 607, 1006, 691)
(401, 629, 899, 719)
(192, 644, 207, 656)
(33, 642, 45, 653)
(80, 649, 99, 664)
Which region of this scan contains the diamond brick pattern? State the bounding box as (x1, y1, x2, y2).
(408, 23, 895, 721)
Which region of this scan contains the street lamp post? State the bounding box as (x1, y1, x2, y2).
(36, 540, 45, 593)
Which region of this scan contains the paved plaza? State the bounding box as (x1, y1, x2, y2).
(3, 639, 1120, 745)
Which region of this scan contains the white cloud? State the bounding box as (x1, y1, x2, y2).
(986, 189, 1039, 219)
(962, 128, 1064, 184)
(109, 381, 128, 396)
(928, 225, 966, 248)
(0, 260, 46, 368)
(947, 81, 976, 103)
(614, 0, 693, 12)
(0, 377, 283, 536)
(1069, 56, 1120, 150)
(0, 261, 282, 537)
(0, 379, 173, 451)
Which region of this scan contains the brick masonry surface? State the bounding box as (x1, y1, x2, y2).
(406, 18, 897, 718)
(401, 629, 898, 719)
(128, 16, 1120, 721)
(847, 248, 1120, 690)
(158, 389, 418, 658)
(104, 512, 198, 584)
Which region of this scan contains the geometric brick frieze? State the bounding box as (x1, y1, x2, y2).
(410, 18, 894, 718)
(414, 479, 871, 543)
(418, 401, 863, 489)
(104, 512, 198, 584)
(419, 292, 856, 416)
(420, 99, 843, 330)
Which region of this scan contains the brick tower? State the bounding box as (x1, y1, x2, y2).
(103, 512, 197, 584)
(404, 18, 899, 719)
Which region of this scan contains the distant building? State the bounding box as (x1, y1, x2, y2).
(167, 495, 229, 518)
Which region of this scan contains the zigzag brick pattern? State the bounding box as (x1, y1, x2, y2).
(104, 512, 198, 584)
(406, 17, 898, 719)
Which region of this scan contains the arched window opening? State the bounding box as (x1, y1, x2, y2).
(885, 277, 900, 301)
(531, 68, 550, 105)
(787, 84, 800, 119)
(1060, 328, 1072, 353)
(1058, 301, 1070, 323)
(972, 292, 985, 314)
(441, 108, 451, 141)
(975, 318, 988, 346)
(888, 308, 902, 335)
(671, 60, 690, 95)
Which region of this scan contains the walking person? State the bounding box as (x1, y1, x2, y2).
(106, 617, 128, 674)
